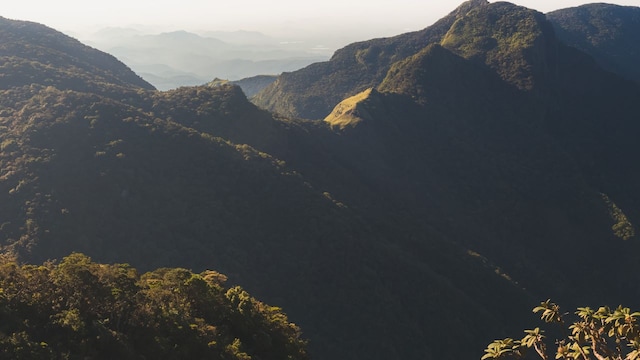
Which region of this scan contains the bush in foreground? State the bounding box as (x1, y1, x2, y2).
(0, 253, 308, 360)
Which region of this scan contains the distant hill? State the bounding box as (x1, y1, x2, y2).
(547, 3, 640, 83)
(85, 29, 327, 90)
(2, 2, 640, 360)
(232, 75, 278, 97)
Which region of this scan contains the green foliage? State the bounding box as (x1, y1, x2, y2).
(440, 2, 553, 90)
(548, 4, 640, 83)
(0, 253, 309, 359)
(482, 300, 640, 360)
(0, 17, 154, 91)
(601, 193, 635, 240)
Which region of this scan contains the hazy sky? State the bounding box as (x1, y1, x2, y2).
(3, 0, 640, 38)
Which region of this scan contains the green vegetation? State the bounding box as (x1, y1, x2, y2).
(440, 2, 553, 90)
(601, 193, 635, 240)
(482, 300, 640, 360)
(548, 4, 640, 83)
(251, 0, 473, 119)
(2, 3, 640, 360)
(0, 253, 308, 359)
(0, 16, 153, 91)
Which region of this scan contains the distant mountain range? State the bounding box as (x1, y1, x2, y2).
(84, 28, 329, 90)
(1, 1, 640, 359)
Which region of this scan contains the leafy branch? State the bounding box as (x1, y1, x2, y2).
(482, 300, 640, 360)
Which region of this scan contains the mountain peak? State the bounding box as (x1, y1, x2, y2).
(453, 0, 490, 15)
(441, 1, 557, 90)
(324, 88, 381, 129)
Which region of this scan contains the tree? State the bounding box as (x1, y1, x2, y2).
(482, 300, 640, 360)
(0, 253, 309, 360)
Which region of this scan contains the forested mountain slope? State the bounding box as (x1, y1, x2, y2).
(0, 14, 533, 360)
(1, 2, 640, 360)
(548, 3, 640, 83)
(252, 0, 640, 119)
(251, 0, 490, 120)
(0, 16, 154, 92)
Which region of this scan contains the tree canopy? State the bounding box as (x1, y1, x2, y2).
(0, 253, 309, 360)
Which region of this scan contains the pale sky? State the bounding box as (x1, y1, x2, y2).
(3, 0, 640, 38)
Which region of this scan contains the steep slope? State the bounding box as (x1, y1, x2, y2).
(0, 16, 154, 92)
(0, 84, 539, 360)
(316, 1, 640, 350)
(252, 1, 640, 119)
(252, 0, 490, 119)
(547, 3, 640, 83)
(324, 41, 640, 309)
(440, 1, 557, 92)
(435, 1, 640, 218)
(438, 1, 640, 235)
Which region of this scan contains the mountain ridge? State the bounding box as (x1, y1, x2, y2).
(547, 2, 640, 83)
(0, 16, 154, 91)
(251, 0, 488, 119)
(251, 1, 640, 120)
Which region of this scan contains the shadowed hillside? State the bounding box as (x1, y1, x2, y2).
(548, 3, 640, 83)
(2, 2, 640, 360)
(232, 75, 277, 97)
(0, 16, 154, 92)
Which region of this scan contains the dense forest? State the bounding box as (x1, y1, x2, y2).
(0, 253, 308, 359)
(1, 1, 640, 359)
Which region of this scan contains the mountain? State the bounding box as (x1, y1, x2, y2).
(0, 15, 534, 360)
(0, 82, 533, 359)
(136, 66, 206, 90)
(215, 1, 640, 355)
(2, 2, 640, 360)
(547, 3, 640, 83)
(0, 17, 154, 92)
(201, 30, 276, 45)
(85, 29, 328, 90)
(252, 0, 640, 120)
(231, 75, 277, 97)
(251, 0, 488, 120)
